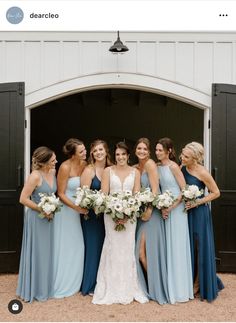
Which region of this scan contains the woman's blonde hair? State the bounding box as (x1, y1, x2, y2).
(89, 139, 112, 167)
(183, 141, 204, 165)
(32, 146, 54, 170)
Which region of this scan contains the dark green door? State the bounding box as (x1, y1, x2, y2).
(212, 83, 236, 272)
(0, 82, 24, 272)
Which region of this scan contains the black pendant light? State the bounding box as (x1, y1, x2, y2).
(109, 31, 129, 53)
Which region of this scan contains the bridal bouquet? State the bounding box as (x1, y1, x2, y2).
(152, 190, 176, 210)
(105, 190, 141, 231)
(182, 184, 204, 211)
(37, 192, 62, 221)
(74, 185, 95, 219)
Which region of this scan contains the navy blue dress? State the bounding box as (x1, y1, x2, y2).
(182, 166, 224, 302)
(80, 175, 105, 295)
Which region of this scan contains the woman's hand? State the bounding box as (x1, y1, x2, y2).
(185, 200, 200, 210)
(116, 218, 128, 224)
(161, 208, 170, 220)
(74, 205, 89, 215)
(141, 206, 152, 221)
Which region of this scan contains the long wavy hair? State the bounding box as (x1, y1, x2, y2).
(88, 139, 112, 167)
(134, 137, 151, 159)
(156, 137, 176, 162)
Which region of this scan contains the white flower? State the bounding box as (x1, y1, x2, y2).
(37, 192, 62, 221)
(152, 190, 176, 210)
(104, 190, 141, 231)
(182, 185, 203, 201)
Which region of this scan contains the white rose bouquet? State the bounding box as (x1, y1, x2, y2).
(135, 187, 155, 207)
(152, 190, 176, 211)
(182, 184, 204, 211)
(105, 190, 141, 231)
(74, 185, 95, 219)
(37, 192, 62, 221)
(93, 190, 107, 216)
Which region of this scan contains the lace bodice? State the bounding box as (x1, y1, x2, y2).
(109, 168, 135, 194)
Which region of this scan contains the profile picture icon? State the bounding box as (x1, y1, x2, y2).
(8, 299, 23, 314)
(6, 7, 24, 24)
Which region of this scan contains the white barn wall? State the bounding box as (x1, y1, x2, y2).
(0, 31, 235, 175)
(0, 32, 236, 97)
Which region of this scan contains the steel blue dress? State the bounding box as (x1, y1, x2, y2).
(182, 166, 224, 301)
(52, 176, 84, 298)
(135, 171, 169, 304)
(16, 174, 57, 302)
(158, 165, 193, 303)
(80, 175, 105, 295)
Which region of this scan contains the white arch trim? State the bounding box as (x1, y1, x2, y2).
(24, 73, 211, 176)
(25, 73, 210, 109)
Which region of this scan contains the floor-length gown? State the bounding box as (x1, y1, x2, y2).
(81, 175, 105, 295)
(135, 171, 169, 305)
(182, 166, 224, 302)
(16, 173, 57, 302)
(158, 165, 193, 303)
(52, 176, 84, 298)
(92, 168, 148, 305)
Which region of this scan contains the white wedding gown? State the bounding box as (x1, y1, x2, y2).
(92, 168, 148, 305)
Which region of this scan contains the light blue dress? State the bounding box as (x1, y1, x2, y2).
(158, 165, 193, 303)
(16, 174, 57, 302)
(52, 176, 84, 298)
(135, 171, 169, 305)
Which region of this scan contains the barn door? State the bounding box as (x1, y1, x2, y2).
(212, 83, 236, 272)
(0, 82, 24, 272)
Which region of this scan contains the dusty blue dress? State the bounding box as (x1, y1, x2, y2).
(182, 166, 224, 302)
(52, 176, 84, 298)
(135, 171, 169, 304)
(158, 165, 193, 303)
(80, 175, 105, 295)
(16, 174, 57, 302)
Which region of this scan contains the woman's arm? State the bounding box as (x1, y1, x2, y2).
(101, 167, 110, 194)
(197, 168, 220, 205)
(80, 166, 94, 188)
(145, 159, 159, 195)
(133, 168, 141, 193)
(57, 163, 87, 214)
(161, 163, 186, 218)
(19, 170, 41, 212)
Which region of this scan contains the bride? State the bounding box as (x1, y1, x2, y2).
(92, 142, 148, 305)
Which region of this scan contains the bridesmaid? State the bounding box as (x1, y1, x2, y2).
(156, 137, 193, 303)
(80, 139, 112, 296)
(181, 142, 224, 302)
(134, 138, 169, 304)
(17, 146, 57, 302)
(52, 138, 88, 298)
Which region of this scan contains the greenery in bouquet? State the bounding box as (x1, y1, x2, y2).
(182, 184, 204, 211)
(74, 185, 95, 219)
(37, 192, 62, 221)
(152, 190, 176, 211)
(105, 190, 141, 231)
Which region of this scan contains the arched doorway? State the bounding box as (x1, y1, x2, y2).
(30, 88, 204, 166)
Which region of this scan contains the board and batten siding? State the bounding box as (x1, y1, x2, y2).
(0, 32, 236, 101)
